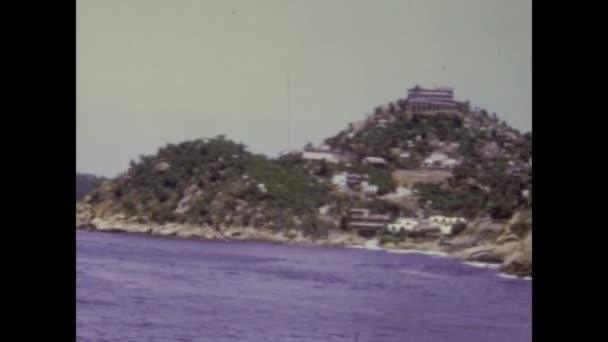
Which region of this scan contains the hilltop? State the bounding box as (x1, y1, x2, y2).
(77, 85, 532, 277)
(321, 109, 531, 219)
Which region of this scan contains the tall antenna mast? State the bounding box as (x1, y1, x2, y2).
(286, 72, 291, 151)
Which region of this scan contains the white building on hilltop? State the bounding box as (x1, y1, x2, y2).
(361, 182, 378, 195)
(331, 172, 349, 188)
(362, 156, 388, 167)
(402, 85, 469, 113)
(302, 147, 353, 163)
(331, 172, 378, 195)
(422, 152, 460, 169)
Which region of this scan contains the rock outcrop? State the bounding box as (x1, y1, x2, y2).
(451, 242, 520, 264)
(500, 234, 532, 277)
(437, 212, 532, 277)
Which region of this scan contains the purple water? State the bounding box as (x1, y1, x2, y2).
(77, 230, 531, 342)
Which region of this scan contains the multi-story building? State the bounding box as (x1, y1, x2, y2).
(402, 85, 469, 113)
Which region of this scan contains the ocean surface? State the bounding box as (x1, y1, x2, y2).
(76, 230, 531, 342)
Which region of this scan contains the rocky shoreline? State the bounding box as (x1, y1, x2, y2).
(77, 210, 531, 278)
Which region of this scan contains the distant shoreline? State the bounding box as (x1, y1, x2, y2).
(76, 220, 530, 279)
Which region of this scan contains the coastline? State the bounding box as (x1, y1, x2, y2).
(76, 215, 530, 279)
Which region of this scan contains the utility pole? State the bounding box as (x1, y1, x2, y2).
(286, 72, 291, 152)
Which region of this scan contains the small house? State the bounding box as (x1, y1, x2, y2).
(427, 216, 466, 235)
(361, 181, 378, 195)
(348, 208, 391, 230)
(387, 218, 420, 233)
(422, 152, 460, 169)
(303, 147, 353, 163)
(349, 208, 370, 218)
(332, 172, 375, 193)
(331, 173, 349, 188)
(399, 152, 411, 159)
(362, 156, 388, 167)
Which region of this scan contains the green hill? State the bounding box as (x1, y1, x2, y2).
(83, 136, 335, 236)
(76, 173, 106, 201)
(322, 109, 531, 219)
(79, 93, 531, 234)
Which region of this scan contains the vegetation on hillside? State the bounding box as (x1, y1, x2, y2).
(276, 153, 397, 195)
(76, 174, 106, 201)
(81, 97, 531, 231)
(323, 110, 531, 219)
(85, 136, 332, 235)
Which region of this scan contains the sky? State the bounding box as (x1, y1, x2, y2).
(77, 0, 531, 178)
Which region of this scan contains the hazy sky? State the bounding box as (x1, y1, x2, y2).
(77, 0, 531, 178)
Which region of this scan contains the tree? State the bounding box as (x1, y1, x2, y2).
(488, 201, 514, 220)
(511, 221, 531, 238)
(397, 98, 408, 111)
(316, 159, 330, 176)
(453, 165, 476, 180)
(113, 187, 123, 198)
(339, 215, 348, 230)
(451, 222, 467, 236)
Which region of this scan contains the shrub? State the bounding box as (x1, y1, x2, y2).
(451, 222, 467, 236)
(414, 183, 487, 218)
(121, 199, 137, 216)
(511, 221, 531, 238)
(112, 187, 124, 198)
(88, 190, 102, 204)
(357, 228, 377, 238)
(379, 234, 401, 245)
(488, 201, 514, 220)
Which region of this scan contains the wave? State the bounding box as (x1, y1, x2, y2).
(364, 239, 382, 249)
(463, 261, 501, 269)
(398, 269, 443, 279)
(348, 245, 384, 251)
(497, 273, 531, 281)
(348, 239, 383, 251)
(385, 249, 448, 257)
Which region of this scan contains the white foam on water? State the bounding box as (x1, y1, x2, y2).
(497, 273, 532, 281)
(497, 273, 521, 280)
(398, 269, 443, 279)
(348, 246, 378, 250)
(385, 249, 448, 257)
(362, 239, 383, 250)
(347, 240, 383, 251)
(463, 261, 501, 269)
(346, 245, 363, 249)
